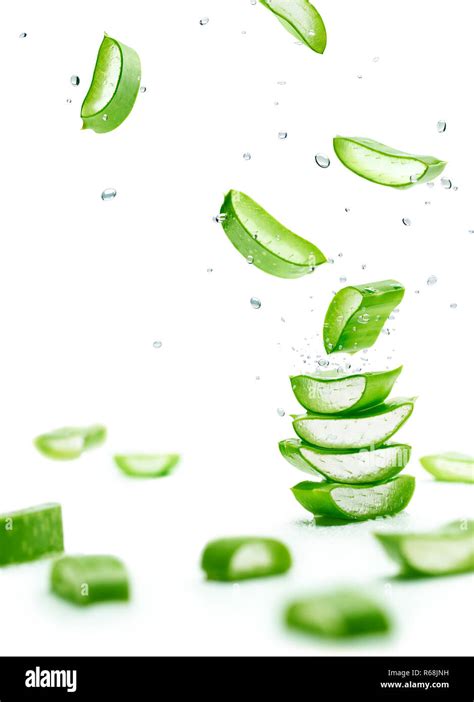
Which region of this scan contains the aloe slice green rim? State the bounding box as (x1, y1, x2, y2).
(323, 280, 404, 354)
(51, 555, 130, 606)
(286, 589, 391, 639)
(290, 366, 402, 414)
(259, 0, 327, 54)
(375, 521, 474, 576)
(219, 190, 326, 278)
(34, 424, 107, 460)
(279, 438, 411, 484)
(201, 537, 292, 582)
(292, 398, 415, 450)
(420, 452, 474, 484)
(0, 503, 64, 566)
(81, 34, 141, 133)
(333, 136, 447, 188)
(114, 453, 180, 478)
(291, 475, 415, 521)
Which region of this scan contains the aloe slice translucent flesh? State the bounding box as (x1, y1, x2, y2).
(0, 504, 64, 566)
(375, 521, 474, 576)
(333, 136, 447, 188)
(114, 453, 180, 478)
(219, 190, 326, 279)
(81, 34, 141, 133)
(259, 0, 327, 54)
(323, 280, 404, 354)
(420, 452, 474, 484)
(291, 475, 415, 521)
(286, 589, 390, 638)
(51, 555, 129, 605)
(279, 438, 410, 483)
(291, 366, 402, 414)
(34, 424, 106, 460)
(201, 537, 291, 582)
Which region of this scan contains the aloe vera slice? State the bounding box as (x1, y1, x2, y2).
(375, 521, 474, 576)
(291, 475, 415, 521)
(219, 190, 326, 279)
(259, 0, 327, 54)
(34, 424, 106, 460)
(51, 555, 129, 605)
(201, 537, 291, 582)
(279, 438, 410, 483)
(81, 34, 141, 133)
(323, 280, 404, 354)
(114, 453, 180, 478)
(291, 366, 402, 414)
(420, 452, 474, 484)
(333, 136, 447, 188)
(286, 589, 390, 638)
(0, 504, 64, 566)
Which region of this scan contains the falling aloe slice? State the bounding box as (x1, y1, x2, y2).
(420, 452, 474, 484)
(291, 475, 415, 521)
(333, 136, 447, 188)
(286, 589, 390, 638)
(279, 438, 410, 484)
(201, 537, 291, 582)
(323, 280, 404, 354)
(0, 504, 64, 566)
(292, 398, 414, 450)
(259, 0, 327, 54)
(51, 555, 130, 605)
(114, 453, 180, 478)
(291, 366, 402, 414)
(375, 521, 474, 576)
(219, 190, 326, 278)
(34, 425, 106, 460)
(81, 34, 141, 133)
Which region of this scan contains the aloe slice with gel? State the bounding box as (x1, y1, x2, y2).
(114, 453, 180, 478)
(51, 555, 130, 605)
(201, 537, 292, 582)
(0, 504, 64, 566)
(420, 452, 474, 484)
(34, 425, 106, 460)
(259, 0, 327, 54)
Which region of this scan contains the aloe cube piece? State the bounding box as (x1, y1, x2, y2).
(259, 0, 327, 54)
(114, 453, 180, 478)
(34, 424, 106, 460)
(420, 452, 474, 484)
(201, 537, 292, 582)
(323, 280, 404, 354)
(0, 504, 64, 566)
(51, 555, 130, 606)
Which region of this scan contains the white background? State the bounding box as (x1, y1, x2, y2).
(0, 0, 473, 655)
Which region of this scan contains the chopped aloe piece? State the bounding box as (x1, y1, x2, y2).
(292, 398, 414, 450)
(51, 555, 130, 606)
(420, 452, 474, 484)
(81, 34, 141, 133)
(34, 424, 106, 460)
(279, 438, 410, 483)
(291, 366, 402, 414)
(114, 453, 180, 478)
(259, 0, 327, 54)
(375, 521, 474, 576)
(201, 537, 291, 582)
(323, 280, 404, 354)
(286, 589, 390, 638)
(291, 475, 415, 521)
(333, 136, 447, 188)
(0, 504, 63, 566)
(219, 190, 326, 279)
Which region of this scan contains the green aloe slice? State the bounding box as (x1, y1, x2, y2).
(420, 452, 474, 484)
(292, 398, 415, 450)
(114, 453, 180, 478)
(201, 537, 291, 582)
(51, 555, 130, 606)
(375, 521, 474, 576)
(259, 0, 327, 54)
(323, 280, 404, 354)
(279, 438, 410, 483)
(34, 424, 106, 460)
(291, 366, 402, 414)
(0, 504, 64, 566)
(291, 475, 415, 521)
(286, 589, 390, 638)
(333, 136, 447, 188)
(219, 190, 326, 278)
(81, 34, 141, 133)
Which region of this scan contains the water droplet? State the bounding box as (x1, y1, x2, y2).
(426, 181, 435, 189)
(357, 313, 370, 324)
(255, 375, 260, 380)
(338, 252, 343, 258)
(247, 255, 254, 264)
(357, 74, 363, 79)
(450, 302, 458, 309)
(241, 30, 247, 35)
(140, 86, 147, 93)
(274, 101, 279, 106)
(207, 268, 213, 273)
(440, 177, 452, 189)
(250, 0, 257, 4)
(250, 297, 261, 309)
(382, 328, 391, 335)
(278, 131, 288, 139)
(425, 201, 431, 205)
(373, 56, 380, 62)
(277, 80, 286, 85)
(344, 207, 350, 213)
(212, 213, 227, 223)
(427, 275, 437, 286)
(70, 75, 80, 87)
(277, 408, 285, 417)
(391, 283, 402, 289)
(327, 258, 334, 264)
(361, 264, 367, 270)
(409, 175, 418, 183)
(453, 185, 459, 191)
(102, 114, 108, 121)
(199, 17, 209, 25)
(19, 32, 27, 39)
(243, 152, 251, 161)
(339, 276, 347, 283)
(315, 153, 330, 168)
(318, 359, 329, 367)
(66, 98, 72, 104)
(402, 217, 411, 226)
(414, 289, 420, 294)
(101, 188, 116, 201)
(153, 341, 162, 349)
(437, 120, 447, 133)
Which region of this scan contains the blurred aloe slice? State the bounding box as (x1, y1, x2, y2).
(114, 453, 180, 478)
(259, 0, 327, 54)
(0, 503, 64, 566)
(420, 452, 474, 484)
(201, 537, 291, 581)
(51, 555, 130, 605)
(34, 425, 106, 460)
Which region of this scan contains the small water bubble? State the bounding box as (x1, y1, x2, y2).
(19, 32, 27, 38)
(207, 268, 213, 273)
(382, 328, 391, 335)
(357, 313, 370, 324)
(327, 258, 334, 264)
(426, 181, 435, 189)
(402, 217, 411, 226)
(101, 188, 117, 201)
(339, 276, 347, 283)
(357, 74, 363, 79)
(241, 30, 247, 35)
(426, 275, 437, 286)
(66, 98, 72, 104)
(277, 80, 286, 85)
(453, 185, 459, 191)
(437, 120, 447, 133)
(251, 0, 257, 4)
(338, 252, 343, 258)
(212, 213, 226, 223)
(247, 255, 254, 264)
(250, 297, 261, 309)
(278, 131, 288, 139)
(70, 75, 80, 86)
(102, 114, 108, 121)
(440, 177, 452, 189)
(391, 282, 402, 290)
(318, 359, 330, 367)
(415, 289, 420, 294)
(153, 341, 162, 349)
(243, 152, 252, 161)
(315, 153, 330, 168)
(468, 230, 474, 235)
(344, 207, 350, 213)
(409, 175, 418, 183)
(140, 86, 147, 93)
(199, 17, 209, 25)
(372, 56, 380, 62)
(273, 101, 279, 106)
(255, 375, 260, 380)
(277, 408, 285, 417)
(425, 201, 431, 205)
(361, 264, 367, 270)
(308, 29, 316, 36)
(450, 303, 458, 309)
